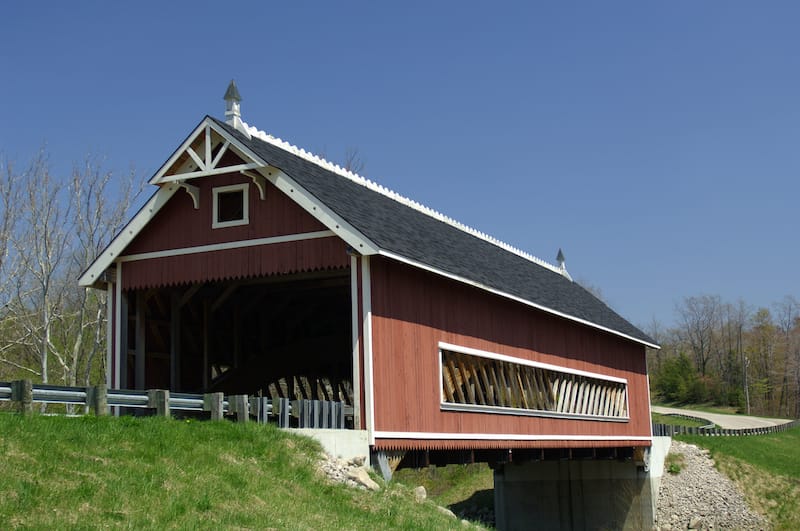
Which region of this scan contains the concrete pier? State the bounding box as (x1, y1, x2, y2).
(494, 438, 671, 531)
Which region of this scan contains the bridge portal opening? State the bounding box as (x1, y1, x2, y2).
(121, 269, 354, 417)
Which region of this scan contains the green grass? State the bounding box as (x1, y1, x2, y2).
(651, 412, 709, 428)
(664, 452, 685, 475)
(0, 414, 484, 530)
(393, 463, 494, 512)
(654, 401, 740, 416)
(678, 426, 800, 530)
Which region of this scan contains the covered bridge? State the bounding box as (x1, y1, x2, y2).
(81, 82, 661, 529)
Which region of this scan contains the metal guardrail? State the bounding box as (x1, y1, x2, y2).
(0, 380, 352, 430)
(652, 419, 800, 437)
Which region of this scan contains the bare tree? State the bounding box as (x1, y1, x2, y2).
(61, 157, 139, 388)
(676, 295, 721, 376)
(3, 151, 139, 394)
(342, 147, 365, 174)
(774, 296, 800, 416)
(0, 155, 25, 377)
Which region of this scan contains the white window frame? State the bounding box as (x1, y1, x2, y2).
(212, 183, 249, 229)
(438, 341, 629, 422)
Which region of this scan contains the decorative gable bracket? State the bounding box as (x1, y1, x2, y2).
(151, 121, 265, 186)
(177, 181, 200, 209)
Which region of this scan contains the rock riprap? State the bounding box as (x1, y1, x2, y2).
(655, 440, 769, 530)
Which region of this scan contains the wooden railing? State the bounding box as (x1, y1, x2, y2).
(0, 379, 351, 429)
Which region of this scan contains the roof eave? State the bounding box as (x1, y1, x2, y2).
(378, 249, 660, 349)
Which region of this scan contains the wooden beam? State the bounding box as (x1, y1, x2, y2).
(211, 140, 230, 169)
(469, 362, 486, 405)
(478, 363, 495, 406)
(205, 126, 212, 169)
(159, 162, 263, 182)
(178, 284, 203, 309)
(447, 358, 466, 403)
(457, 358, 476, 404)
(210, 283, 241, 313)
(170, 292, 180, 390)
(186, 146, 205, 171)
(202, 301, 209, 390)
(135, 291, 146, 390)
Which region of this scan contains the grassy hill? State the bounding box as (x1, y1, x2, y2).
(0, 414, 483, 530)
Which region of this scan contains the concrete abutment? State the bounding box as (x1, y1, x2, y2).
(494, 438, 671, 531)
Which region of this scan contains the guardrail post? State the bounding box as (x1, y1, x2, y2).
(88, 384, 108, 416)
(147, 389, 170, 417)
(203, 392, 224, 421)
(252, 397, 270, 423)
(230, 394, 249, 423)
(11, 379, 33, 416)
(275, 398, 290, 428)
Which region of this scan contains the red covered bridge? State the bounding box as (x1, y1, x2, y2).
(81, 83, 662, 529)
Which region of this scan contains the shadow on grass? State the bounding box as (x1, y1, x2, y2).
(449, 488, 495, 527)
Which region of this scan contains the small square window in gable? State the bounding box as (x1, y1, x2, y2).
(212, 183, 249, 228)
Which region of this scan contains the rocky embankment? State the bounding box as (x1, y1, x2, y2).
(655, 440, 769, 530)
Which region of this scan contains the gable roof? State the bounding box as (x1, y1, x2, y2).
(80, 115, 658, 348)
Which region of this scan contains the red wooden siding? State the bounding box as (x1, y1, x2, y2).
(120, 237, 349, 290)
(124, 173, 328, 256)
(368, 256, 651, 450)
(118, 166, 349, 290)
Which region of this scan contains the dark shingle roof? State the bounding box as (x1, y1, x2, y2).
(211, 117, 656, 347)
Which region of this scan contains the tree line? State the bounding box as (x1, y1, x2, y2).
(647, 294, 800, 418)
(0, 151, 138, 389)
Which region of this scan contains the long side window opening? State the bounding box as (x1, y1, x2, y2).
(440, 344, 628, 421)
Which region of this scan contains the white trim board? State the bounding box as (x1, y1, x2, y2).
(374, 431, 652, 442)
(361, 256, 376, 446)
(439, 342, 628, 384)
(117, 230, 336, 263)
(440, 403, 629, 423)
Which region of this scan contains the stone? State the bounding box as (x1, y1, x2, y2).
(348, 455, 366, 467)
(436, 505, 457, 519)
(688, 515, 702, 529)
(347, 467, 380, 491)
(413, 485, 427, 503)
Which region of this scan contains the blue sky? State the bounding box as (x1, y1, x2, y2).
(1, 2, 798, 331)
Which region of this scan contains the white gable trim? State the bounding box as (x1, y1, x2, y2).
(79, 185, 180, 286)
(79, 117, 380, 287)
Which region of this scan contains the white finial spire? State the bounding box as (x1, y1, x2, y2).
(556, 248, 572, 280)
(223, 80, 249, 137)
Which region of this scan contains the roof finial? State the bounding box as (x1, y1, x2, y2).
(556, 248, 572, 280)
(223, 80, 249, 137)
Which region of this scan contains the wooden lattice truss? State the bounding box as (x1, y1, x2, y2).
(441, 349, 628, 419)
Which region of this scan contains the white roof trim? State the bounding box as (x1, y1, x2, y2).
(241, 121, 568, 278)
(79, 117, 380, 287)
(79, 184, 180, 286)
(149, 121, 209, 185)
(379, 249, 659, 349)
